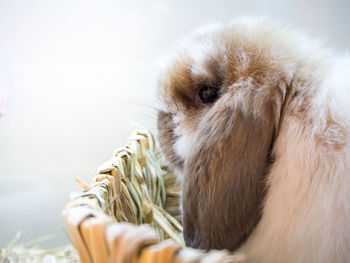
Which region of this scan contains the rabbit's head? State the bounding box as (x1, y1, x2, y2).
(157, 17, 299, 250)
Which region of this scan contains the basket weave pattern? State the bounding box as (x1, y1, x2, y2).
(63, 130, 246, 263)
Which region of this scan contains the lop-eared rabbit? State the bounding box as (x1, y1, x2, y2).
(157, 17, 350, 263)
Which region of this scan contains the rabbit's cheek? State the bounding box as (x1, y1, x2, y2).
(157, 111, 184, 169)
(173, 132, 196, 162)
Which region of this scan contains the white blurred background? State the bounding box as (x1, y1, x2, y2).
(0, 0, 349, 247)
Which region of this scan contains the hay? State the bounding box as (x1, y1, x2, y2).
(65, 129, 184, 244)
(0, 233, 79, 263)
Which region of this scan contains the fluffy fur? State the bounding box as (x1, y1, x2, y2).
(157, 17, 350, 263)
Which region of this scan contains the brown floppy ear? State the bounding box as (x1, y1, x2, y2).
(181, 80, 291, 251)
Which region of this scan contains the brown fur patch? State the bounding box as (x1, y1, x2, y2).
(317, 109, 347, 151)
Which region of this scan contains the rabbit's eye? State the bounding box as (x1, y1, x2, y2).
(199, 85, 219, 103)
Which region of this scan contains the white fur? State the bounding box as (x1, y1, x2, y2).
(173, 114, 196, 161)
(239, 57, 350, 263)
(189, 40, 220, 76)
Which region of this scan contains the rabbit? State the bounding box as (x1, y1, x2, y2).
(156, 17, 350, 263)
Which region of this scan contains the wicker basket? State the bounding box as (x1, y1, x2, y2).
(63, 130, 246, 263)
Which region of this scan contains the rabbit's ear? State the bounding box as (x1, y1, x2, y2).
(182, 101, 278, 250)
